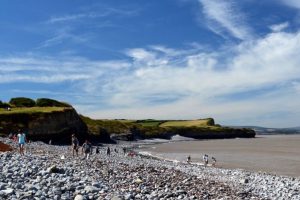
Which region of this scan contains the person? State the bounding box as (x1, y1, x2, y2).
(17, 130, 26, 156)
(71, 134, 79, 157)
(49, 140, 52, 145)
(82, 140, 92, 160)
(106, 147, 111, 156)
(128, 150, 135, 157)
(187, 155, 191, 164)
(212, 157, 217, 167)
(203, 154, 209, 167)
(122, 147, 126, 154)
(13, 134, 17, 143)
(95, 147, 100, 154)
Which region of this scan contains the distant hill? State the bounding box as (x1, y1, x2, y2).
(230, 126, 300, 135)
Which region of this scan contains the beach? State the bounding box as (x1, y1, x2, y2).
(0, 136, 300, 199)
(138, 134, 300, 177)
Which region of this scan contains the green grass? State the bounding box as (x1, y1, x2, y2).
(136, 121, 163, 127)
(115, 119, 137, 124)
(80, 115, 136, 135)
(159, 119, 212, 127)
(137, 121, 161, 127)
(0, 107, 69, 114)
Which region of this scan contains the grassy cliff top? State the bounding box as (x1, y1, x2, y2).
(0, 107, 70, 115)
(159, 119, 212, 127)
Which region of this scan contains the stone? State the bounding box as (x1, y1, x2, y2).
(91, 182, 101, 188)
(74, 194, 86, 200)
(111, 196, 123, 200)
(135, 178, 143, 184)
(84, 186, 99, 193)
(124, 193, 133, 200)
(240, 178, 249, 184)
(47, 165, 64, 174)
(0, 188, 14, 195)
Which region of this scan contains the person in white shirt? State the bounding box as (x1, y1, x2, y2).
(17, 130, 26, 156)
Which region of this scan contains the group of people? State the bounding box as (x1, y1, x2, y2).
(71, 134, 94, 159)
(8, 132, 217, 167)
(71, 134, 132, 160)
(186, 154, 217, 167)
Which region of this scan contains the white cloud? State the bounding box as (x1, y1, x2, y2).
(47, 7, 139, 24)
(0, 56, 128, 83)
(48, 14, 87, 23)
(198, 0, 252, 40)
(3, 30, 300, 127)
(86, 31, 300, 127)
(270, 22, 289, 32)
(280, 0, 300, 9)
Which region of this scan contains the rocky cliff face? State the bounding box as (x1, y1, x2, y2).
(170, 127, 256, 139)
(0, 108, 88, 144)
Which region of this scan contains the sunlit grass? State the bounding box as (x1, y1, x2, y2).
(159, 119, 211, 127)
(0, 107, 69, 114)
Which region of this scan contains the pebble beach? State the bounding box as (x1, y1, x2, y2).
(0, 137, 299, 200)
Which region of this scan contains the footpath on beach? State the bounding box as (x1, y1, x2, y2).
(0, 137, 299, 200)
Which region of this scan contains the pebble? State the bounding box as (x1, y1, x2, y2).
(0, 137, 299, 200)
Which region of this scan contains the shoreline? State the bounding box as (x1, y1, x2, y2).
(1, 137, 299, 199)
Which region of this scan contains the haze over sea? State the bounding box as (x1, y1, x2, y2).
(139, 134, 300, 177)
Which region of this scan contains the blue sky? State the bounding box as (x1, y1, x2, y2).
(1, 0, 300, 127)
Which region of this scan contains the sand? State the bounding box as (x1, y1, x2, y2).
(141, 134, 300, 177)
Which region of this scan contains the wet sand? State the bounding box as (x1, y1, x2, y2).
(141, 135, 300, 177)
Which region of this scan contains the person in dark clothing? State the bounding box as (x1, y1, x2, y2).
(95, 147, 100, 154)
(212, 157, 217, 167)
(187, 155, 191, 164)
(106, 147, 111, 156)
(82, 140, 92, 160)
(71, 134, 79, 157)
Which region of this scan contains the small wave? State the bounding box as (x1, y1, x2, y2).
(170, 134, 196, 141)
(138, 151, 205, 165)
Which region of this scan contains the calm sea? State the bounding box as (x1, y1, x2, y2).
(138, 134, 300, 177)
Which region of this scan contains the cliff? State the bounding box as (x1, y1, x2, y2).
(0, 103, 255, 144)
(81, 117, 256, 141)
(0, 107, 88, 144)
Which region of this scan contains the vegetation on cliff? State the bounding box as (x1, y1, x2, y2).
(0, 98, 87, 144)
(0, 97, 256, 143)
(2, 97, 71, 108)
(0, 107, 66, 115)
(82, 117, 255, 140)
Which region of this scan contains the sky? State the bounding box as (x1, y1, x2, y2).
(1, 0, 300, 127)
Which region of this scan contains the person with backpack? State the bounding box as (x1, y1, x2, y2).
(82, 140, 92, 160)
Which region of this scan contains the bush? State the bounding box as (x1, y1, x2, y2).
(0, 102, 11, 108)
(36, 98, 71, 107)
(9, 97, 36, 107)
(206, 118, 215, 126)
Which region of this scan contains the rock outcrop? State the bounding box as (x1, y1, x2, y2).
(0, 108, 88, 144)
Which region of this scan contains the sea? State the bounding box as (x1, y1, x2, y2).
(137, 134, 300, 177)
